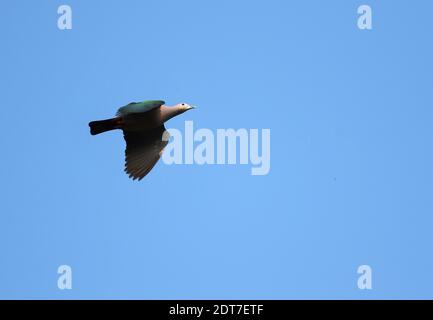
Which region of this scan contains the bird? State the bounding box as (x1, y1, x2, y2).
(89, 100, 195, 180)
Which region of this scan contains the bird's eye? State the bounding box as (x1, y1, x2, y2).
(182, 103, 185, 106)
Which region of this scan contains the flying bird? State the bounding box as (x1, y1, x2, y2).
(89, 100, 195, 180)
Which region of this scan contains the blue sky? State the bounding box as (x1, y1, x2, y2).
(1, 0, 433, 299)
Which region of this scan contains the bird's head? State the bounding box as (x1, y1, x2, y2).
(176, 103, 196, 113)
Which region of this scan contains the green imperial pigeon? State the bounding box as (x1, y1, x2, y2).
(89, 100, 195, 180)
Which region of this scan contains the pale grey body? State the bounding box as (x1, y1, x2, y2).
(122, 105, 185, 132)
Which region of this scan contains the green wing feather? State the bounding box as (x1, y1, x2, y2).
(116, 100, 165, 116)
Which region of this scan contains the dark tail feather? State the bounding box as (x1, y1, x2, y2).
(89, 118, 118, 135)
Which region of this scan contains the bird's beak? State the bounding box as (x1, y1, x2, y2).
(188, 105, 196, 110)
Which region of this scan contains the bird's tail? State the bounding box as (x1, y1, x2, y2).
(89, 118, 119, 135)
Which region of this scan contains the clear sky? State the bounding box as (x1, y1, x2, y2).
(1, 0, 433, 299)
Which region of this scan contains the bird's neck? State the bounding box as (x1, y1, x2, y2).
(161, 105, 184, 122)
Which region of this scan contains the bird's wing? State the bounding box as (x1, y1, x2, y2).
(123, 126, 169, 180)
(116, 100, 165, 116)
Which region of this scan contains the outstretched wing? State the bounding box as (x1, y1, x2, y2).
(123, 126, 169, 180)
(116, 100, 165, 116)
